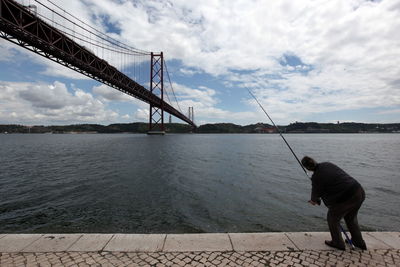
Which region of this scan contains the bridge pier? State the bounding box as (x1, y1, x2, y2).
(147, 131, 165, 135)
(148, 52, 165, 135)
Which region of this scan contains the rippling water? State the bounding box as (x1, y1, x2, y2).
(0, 133, 399, 233)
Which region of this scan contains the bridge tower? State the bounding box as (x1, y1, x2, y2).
(148, 52, 165, 135)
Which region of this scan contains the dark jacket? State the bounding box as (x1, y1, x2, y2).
(311, 162, 361, 207)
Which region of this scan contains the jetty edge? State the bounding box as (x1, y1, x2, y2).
(0, 231, 399, 266)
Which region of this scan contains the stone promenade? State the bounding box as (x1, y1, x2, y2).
(0, 232, 399, 266)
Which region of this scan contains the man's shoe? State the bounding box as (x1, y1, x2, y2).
(325, 240, 346, 250)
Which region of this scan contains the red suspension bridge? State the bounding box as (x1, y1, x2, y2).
(0, 0, 196, 133)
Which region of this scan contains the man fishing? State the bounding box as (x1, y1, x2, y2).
(301, 156, 367, 251)
(247, 88, 367, 250)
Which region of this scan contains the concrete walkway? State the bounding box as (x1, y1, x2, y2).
(0, 232, 399, 266)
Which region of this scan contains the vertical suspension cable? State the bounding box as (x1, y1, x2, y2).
(134, 54, 136, 81)
(164, 60, 183, 115)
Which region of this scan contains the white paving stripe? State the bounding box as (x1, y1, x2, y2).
(164, 233, 232, 252)
(0, 234, 43, 252)
(104, 234, 165, 252)
(22, 234, 83, 252)
(285, 232, 336, 251)
(67, 234, 114, 252)
(361, 232, 392, 249)
(366, 232, 400, 249)
(229, 232, 296, 252)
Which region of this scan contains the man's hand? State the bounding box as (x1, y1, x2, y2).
(308, 200, 319, 206)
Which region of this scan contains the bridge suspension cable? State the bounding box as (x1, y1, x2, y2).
(164, 60, 184, 116)
(31, 0, 150, 55)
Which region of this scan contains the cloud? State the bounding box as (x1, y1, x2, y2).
(170, 83, 218, 105)
(2, 0, 400, 124)
(179, 68, 202, 76)
(39, 60, 91, 80)
(91, 85, 155, 123)
(0, 41, 17, 61)
(238, 57, 400, 124)
(0, 81, 122, 124)
(78, 0, 400, 122)
(91, 84, 151, 122)
(378, 109, 400, 115)
(164, 82, 255, 123)
(92, 84, 135, 102)
(133, 108, 149, 121)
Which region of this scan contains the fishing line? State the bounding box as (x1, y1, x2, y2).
(246, 87, 355, 250)
(246, 87, 307, 176)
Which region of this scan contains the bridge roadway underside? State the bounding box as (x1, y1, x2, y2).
(0, 232, 399, 266)
(0, 0, 194, 127)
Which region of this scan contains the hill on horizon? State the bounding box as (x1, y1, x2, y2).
(1, 121, 400, 134)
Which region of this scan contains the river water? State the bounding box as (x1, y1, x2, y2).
(0, 133, 399, 233)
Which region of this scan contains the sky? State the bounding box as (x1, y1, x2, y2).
(0, 0, 399, 126)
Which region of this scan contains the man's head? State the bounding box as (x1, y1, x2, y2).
(301, 156, 317, 171)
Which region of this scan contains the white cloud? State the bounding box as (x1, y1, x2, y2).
(165, 82, 256, 124)
(179, 68, 202, 76)
(133, 108, 149, 121)
(76, 0, 400, 123)
(39, 60, 91, 80)
(0, 81, 122, 124)
(0, 41, 17, 61)
(91, 85, 150, 123)
(2, 0, 400, 124)
(378, 109, 400, 115)
(92, 84, 135, 102)
(170, 83, 218, 105)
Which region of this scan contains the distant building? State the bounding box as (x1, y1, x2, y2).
(255, 126, 276, 133)
(305, 127, 330, 133)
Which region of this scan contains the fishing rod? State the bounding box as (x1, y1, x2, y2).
(247, 88, 307, 176)
(247, 87, 355, 250)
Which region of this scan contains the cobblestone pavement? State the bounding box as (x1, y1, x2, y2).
(1, 249, 399, 267)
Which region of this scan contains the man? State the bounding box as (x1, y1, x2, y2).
(301, 156, 367, 250)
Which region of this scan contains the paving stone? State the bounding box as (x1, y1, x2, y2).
(104, 234, 165, 252)
(0, 234, 43, 252)
(67, 234, 114, 252)
(229, 233, 296, 251)
(286, 232, 336, 251)
(361, 233, 392, 249)
(366, 232, 400, 249)
(164, 234, 232, 252)
(22, 234, 82, 252)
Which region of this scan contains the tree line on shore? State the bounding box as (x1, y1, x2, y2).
(1, 122, 400, 134)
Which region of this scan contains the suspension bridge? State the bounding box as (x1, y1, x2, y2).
(0, 0, 196, 134)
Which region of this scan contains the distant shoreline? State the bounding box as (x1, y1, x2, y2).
(1, 122, 400, 134)
(2, 132, 400, 135)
